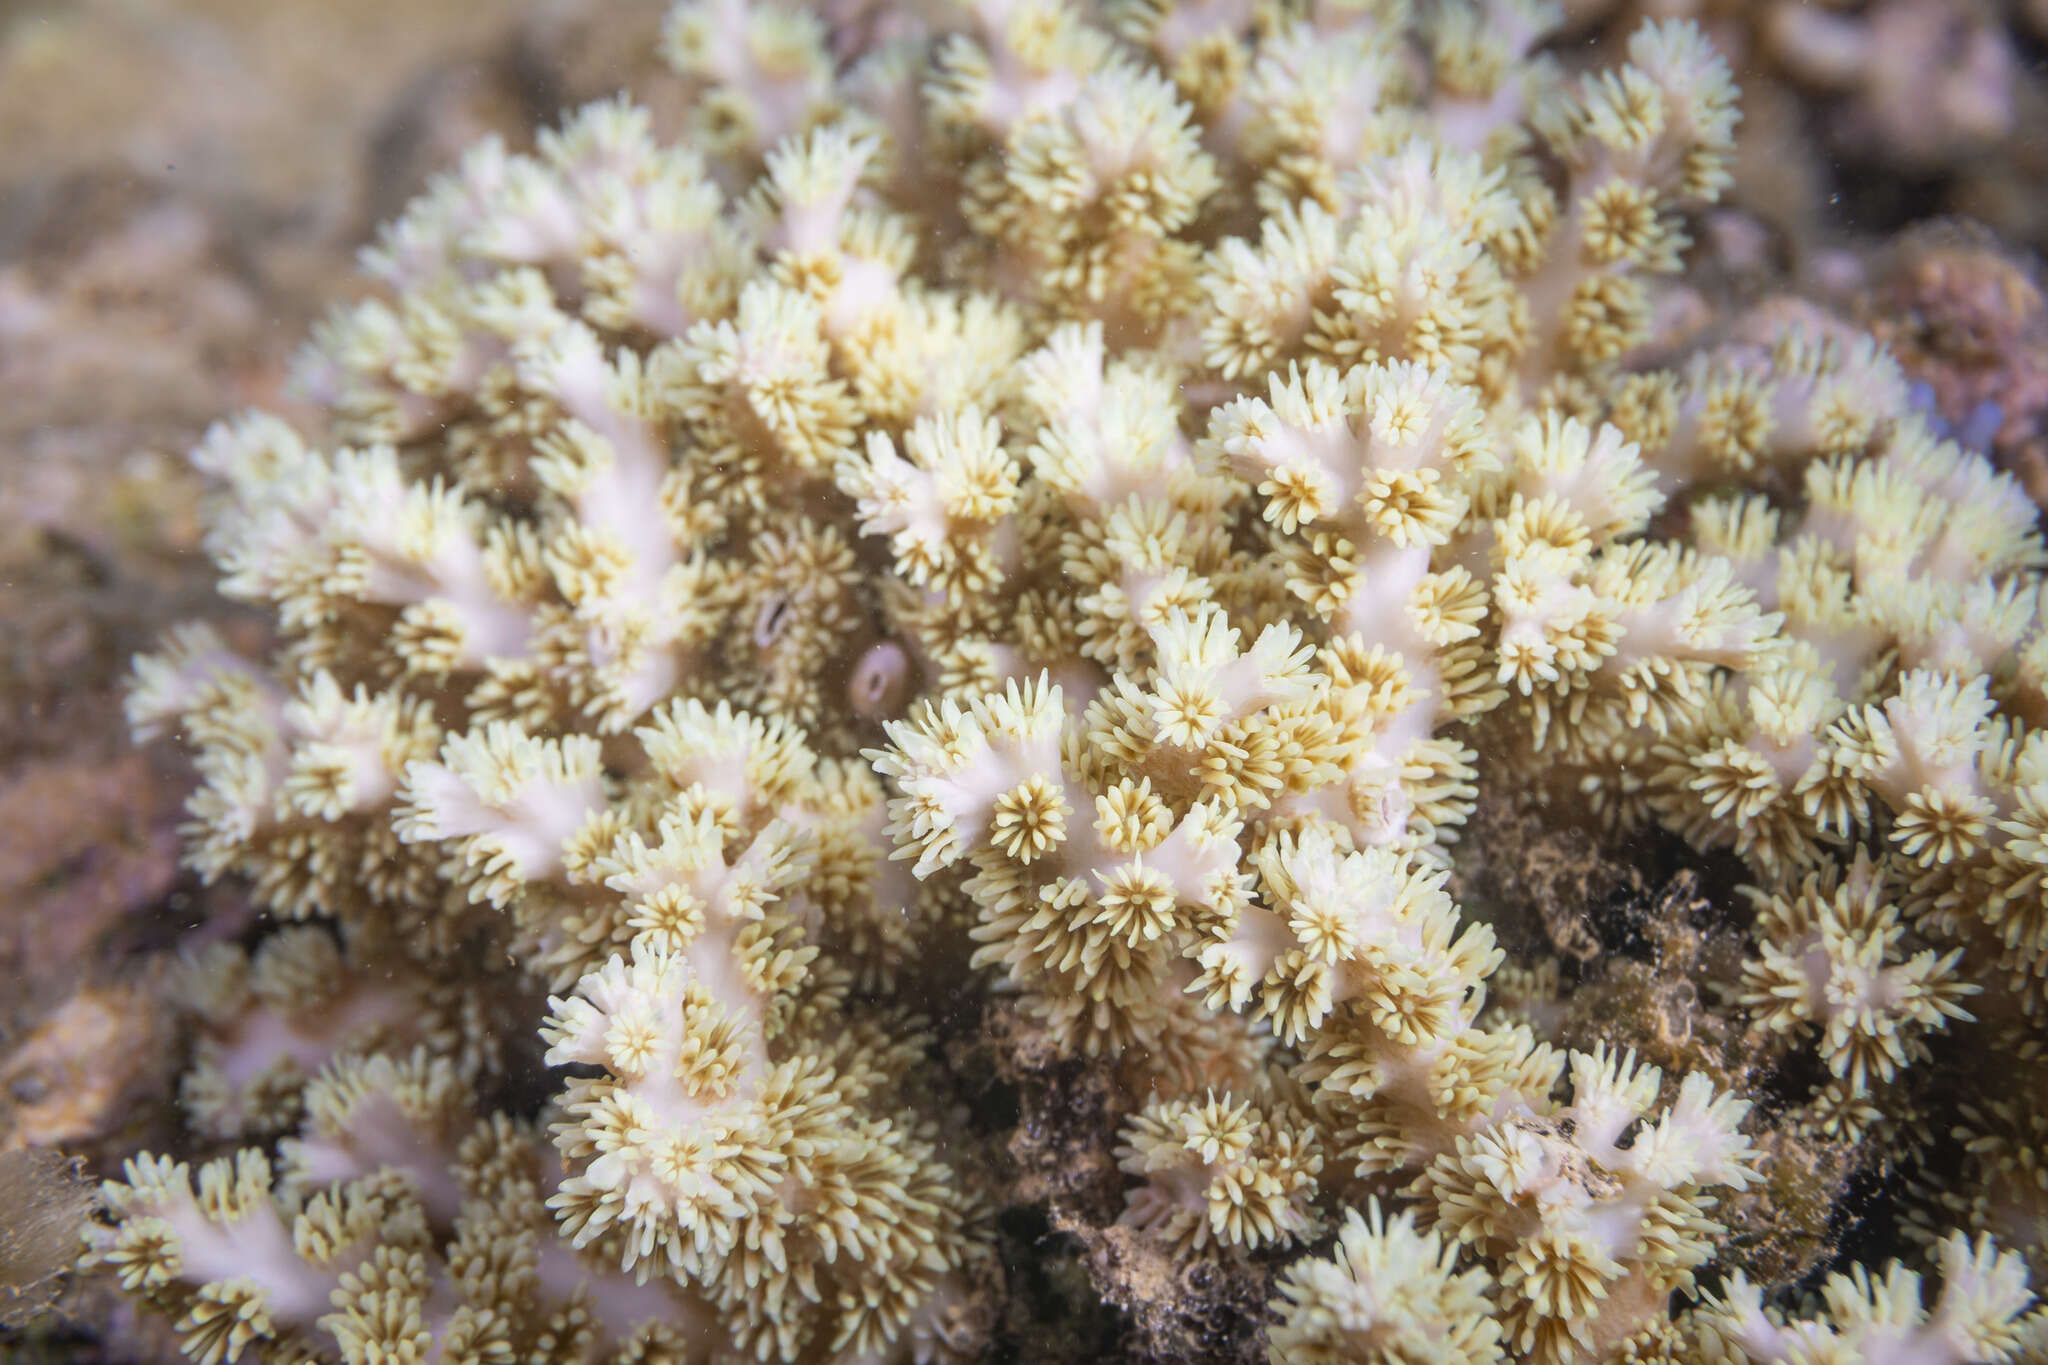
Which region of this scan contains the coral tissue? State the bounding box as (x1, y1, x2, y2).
(80, 0, 2048, 1363)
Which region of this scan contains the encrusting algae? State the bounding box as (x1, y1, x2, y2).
(62, 0, 2048, 1362)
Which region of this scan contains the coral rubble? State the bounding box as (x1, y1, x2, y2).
(50, 1, 2048, 1363)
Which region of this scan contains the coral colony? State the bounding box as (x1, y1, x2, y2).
(78, 0, 2048, 1363)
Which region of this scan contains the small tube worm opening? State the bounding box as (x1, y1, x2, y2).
(754, 594, 794, 649)
(848, 640, 914, 719)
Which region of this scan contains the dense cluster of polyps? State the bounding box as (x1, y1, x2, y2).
(86, 0, 2048, 1362)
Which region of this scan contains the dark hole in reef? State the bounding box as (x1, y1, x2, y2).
(1787, 1157, 1914, 1308)
(976, 1076, 1021, 1136)
(1750, 1036, 1831, 1124)
(990, 1205, 1121, 1364)
(1576, 837, 1752, 980)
